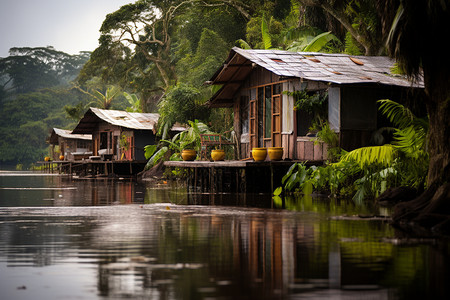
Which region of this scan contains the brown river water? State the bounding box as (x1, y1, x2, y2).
(0, 171, 449, 299)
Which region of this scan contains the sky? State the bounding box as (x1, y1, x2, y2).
(0, 0, 134, 58)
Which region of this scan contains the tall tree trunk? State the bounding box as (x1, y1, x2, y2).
(393, 57, 450, 234)
(423, 63, 450, 188)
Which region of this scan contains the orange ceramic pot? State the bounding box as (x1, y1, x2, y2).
(211, 149, 225, 161)
(181, 149, 197, 161)
(268, 147, 283, 161)
(251, 147, 267, 162)
(59, 155, 65, 161)
(44, 156, 51, 162)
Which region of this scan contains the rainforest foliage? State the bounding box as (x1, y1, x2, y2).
(1, 0, 446, 208)
(1, 0, 381, 167)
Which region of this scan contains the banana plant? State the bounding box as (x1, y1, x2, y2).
(123, 92, 142, 112)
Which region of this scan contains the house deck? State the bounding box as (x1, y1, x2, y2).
(164, 160, 321, 194)
(38, 160, 147, 178)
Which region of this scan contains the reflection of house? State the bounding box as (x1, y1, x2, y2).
(71, 108, 161, 161)
(207, 47, 424, 161)
(48, 128, 92, 161)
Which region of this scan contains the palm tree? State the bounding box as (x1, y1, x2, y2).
(92, 86, 120, 109)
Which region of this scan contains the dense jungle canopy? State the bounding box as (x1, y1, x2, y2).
(0, 1, 448, 223)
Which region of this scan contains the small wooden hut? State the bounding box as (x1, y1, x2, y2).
(71, 108, 162, 161)
(48, 128, 92, 161)
(207, 47, 424, 161)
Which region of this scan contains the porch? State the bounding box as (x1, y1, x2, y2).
(38, 159, 147, 178)
(164, 159, 322, 194)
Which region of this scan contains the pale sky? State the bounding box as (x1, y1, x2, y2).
(0, 0, 133, 58)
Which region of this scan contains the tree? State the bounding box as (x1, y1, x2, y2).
(296, 0, 392, 55)
(0, 47, 89, 97)
(380, 0, 450, 232)
(157, 83, 210, 139)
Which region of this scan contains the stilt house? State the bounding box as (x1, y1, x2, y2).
(207, 47, 424, 161)
(71, 108, 161, 161)
(48, 128, 92, 161)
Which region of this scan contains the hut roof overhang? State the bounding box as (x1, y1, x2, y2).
(72, 108, 160, 134)
(207, 47, 424, 107)
(48, 128, 92, 144)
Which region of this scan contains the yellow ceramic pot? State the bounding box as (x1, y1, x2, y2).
(268, 147, 284, 161)
(211, 149, 225, 161)
(181, 149, 197, 161)
(251, 147, 267, 162)
(44, 156, 51, 162)
(59, 155, 65, 161)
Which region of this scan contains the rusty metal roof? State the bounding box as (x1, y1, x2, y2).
(48, 128, 92, 144)
(208, 47, 424, 107)
(72, 108, 160, 134)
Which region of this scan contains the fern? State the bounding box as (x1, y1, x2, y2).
(378, 99, 415, 129)
(340, 145, 396, 169)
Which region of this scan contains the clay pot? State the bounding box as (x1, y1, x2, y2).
(251, 147, 267, 162)
(44, 156, 51, 162)
(181, 149, 197, 161)
(211, 149, 225, 161)
(59, 155, 64, 161)
(268, 147, 283, 161)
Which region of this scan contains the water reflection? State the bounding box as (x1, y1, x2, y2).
(0, 172, 449, 299)
(1, 202, 449, 299)
(0, 172, 186, 206)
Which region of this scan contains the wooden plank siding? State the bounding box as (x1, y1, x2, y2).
(295, 138, 328, 161)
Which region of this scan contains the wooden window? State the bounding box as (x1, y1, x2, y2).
(249, 88, 257, 149)
(264, 85, 272, 139)
(257, 87, 264, 146)
(272, 95, 282, 147)
(240, 96, 249, 135)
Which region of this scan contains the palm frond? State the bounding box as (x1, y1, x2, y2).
(340, 145, 396, 169)
(378, 99, 415, 129)
(235, 39, 252, 49)
(302, 31, 339, 52)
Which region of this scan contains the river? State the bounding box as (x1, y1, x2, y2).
(0, 171, 449, 299)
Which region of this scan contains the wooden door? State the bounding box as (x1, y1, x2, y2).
(123, 136, 134, 160)
(272, 95, 282, 147)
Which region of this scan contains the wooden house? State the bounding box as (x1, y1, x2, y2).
(48, 128, 92, 161)
(207, 47, 424, 161)
(71, 108, 162, 161)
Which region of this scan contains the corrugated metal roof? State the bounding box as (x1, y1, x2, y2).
(52, 128, 92, 140)
(89, 108, 160, 130)
(228, 47, 423, 87)
(71, 108, 186, 134)
(207, 47, 424, 107)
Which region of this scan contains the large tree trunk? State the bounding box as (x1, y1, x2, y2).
(392, 58, 450, 235)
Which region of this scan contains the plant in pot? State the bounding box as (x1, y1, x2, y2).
(161, 120, 214, 161)
(119, 134, 130, 160)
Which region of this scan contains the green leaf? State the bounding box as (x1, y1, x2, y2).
(272, 195, 283, 207)
(282, 163, 298, 184)
(144, 144, 157, 159)
(302, 31, 339, 52)
(273, 186, 283, 196)
(261, 16, 272, 50)
(340, 145, 396, 169)
(236, 39, 252, 49)
(144, 146, 168, 170)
